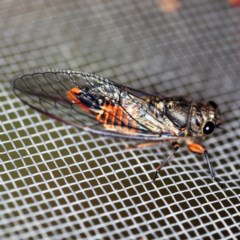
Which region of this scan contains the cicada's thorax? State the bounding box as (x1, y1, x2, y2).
(147, 96, 221, 138)
(144, 96, 193, 137)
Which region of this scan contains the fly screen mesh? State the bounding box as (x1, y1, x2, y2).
(1, 0, 240, 239)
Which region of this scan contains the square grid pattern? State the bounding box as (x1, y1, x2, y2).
(1, 0, 240, 239)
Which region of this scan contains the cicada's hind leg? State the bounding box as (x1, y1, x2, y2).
(152, 142, 179, 183)
(186, 139, 215, 180)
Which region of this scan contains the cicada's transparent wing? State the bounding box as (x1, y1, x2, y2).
(11, 70, 97, 126)
(11, 69, 179, 141)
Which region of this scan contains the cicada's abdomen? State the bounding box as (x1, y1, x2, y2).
(66, 87, 142, 134)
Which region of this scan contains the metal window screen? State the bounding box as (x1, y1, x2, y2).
(1, 0, 240, 239)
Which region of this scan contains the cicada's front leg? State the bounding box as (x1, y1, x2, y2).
(186, 139, 215, 180)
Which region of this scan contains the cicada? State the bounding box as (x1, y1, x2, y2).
(11, 70, 221, 182)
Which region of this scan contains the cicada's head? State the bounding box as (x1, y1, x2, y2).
(190, 101, 221, 137)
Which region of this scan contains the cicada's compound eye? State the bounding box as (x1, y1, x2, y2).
(203, 121, 215, 135)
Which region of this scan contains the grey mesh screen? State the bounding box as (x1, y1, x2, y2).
(1, 0, 240, 239)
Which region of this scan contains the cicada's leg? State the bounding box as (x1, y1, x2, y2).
(152, 142, 179, 183)
(127, 137, 174, 150)
(186, 140, 215, 180)
(127, 141, 161, 150)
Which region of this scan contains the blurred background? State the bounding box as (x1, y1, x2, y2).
(1, 0, 240, 239)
